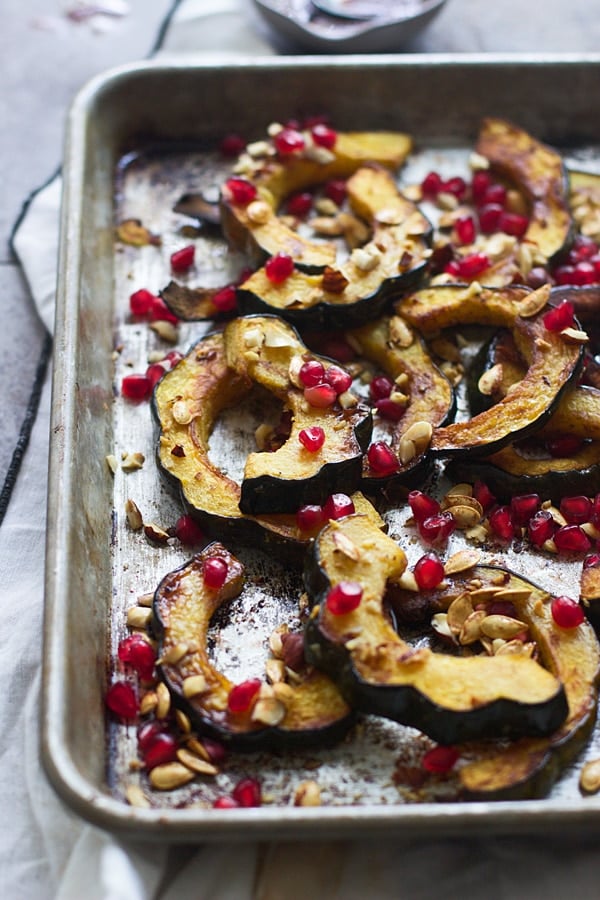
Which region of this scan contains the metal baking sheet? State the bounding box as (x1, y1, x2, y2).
(43, 54, 600, 841)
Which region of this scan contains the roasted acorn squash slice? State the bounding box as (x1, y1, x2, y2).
(304, 515, 568, 744)
(152, 543, 354, 750)
(223, 315, 372, 515)
(398, 284, 585, 457)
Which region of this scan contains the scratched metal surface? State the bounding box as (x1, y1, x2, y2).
(43, 56, 600, 840)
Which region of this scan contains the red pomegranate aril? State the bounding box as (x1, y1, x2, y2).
(482, 183, 507, 206)
(201, 738, 228, 764)
(145, 363, 167, 388)
(296, 504, 324, 531)
(551, 595, 585, 628)
(553, 264, 576, 286)
(324, 364, 352, 394)
(443, 260, 462, 277)
(227, 679, 262, 714)
(456, 252, 490, 279)
(478, 203, 504, 234)
(546, 434, 584, 457)
(212, 284, 238, 313)
(324, 178, 347, 206)
(560, 495, 593, 525)
(213, 796, 240, 809)
(299, 426, 325, 452)
(203, 556, 228, 589)
(527, 509, 556, 547)
(413, 552, 445, 590)
(553, 524, 591, 554)
(304, 383, 337, 408)
(472, 480, 496, 512)
(418, 512, 456, 545)
(570, 234, 598, 261)
(442, 176, 467, 200)
(527, 266, 552, 289)
(375, 397, 406, 422)
(367, 441, 399, 476)
(150, 297, 179, 324)
(232, 777, 262, 807)
(408, 490, 441, 523)
(105, 681, 138, 720)
(274, 127, 305, 155)
(591, 252, 600, 277)
(130, 288, 158, 317)
(323, 493, 355, 520)
(174, 514, 205, 546)
(224, 176, 257, 206)
(454, 215, 476, 245)
(584, 552, 600, 570)
(311, 123, 337, 149)
(543, 300, 575, 332)
(117, 634, 156, 681)
(170, 245, 195, 273)
(471, 170, 493, 203)
(421, 170, 445, 197)
(326, 580, 363, 615)
(137, 720, 167, 754)
(121, 373, 152, 402)
(143, 732, 178, 770)
(498, 211, 529, 237)
(369, 374, 394, 402)
(299, 359, 325, 387)
(510, 493, 540, 527)
(489, 505, 515, 541)
(265, 252, 294, 284)
(286, 191, 313, 218)
(163, 349, 184, 368)
(219, 133, 246, 157)
(422, 745, 459, 774)
(572, 261, 597, 285)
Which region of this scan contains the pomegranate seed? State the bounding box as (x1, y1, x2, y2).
(150, 297, 179, 324)
(130, 288, 158, 317)
(232, 777, 262, 807)
(443, 260, 461, 277)
(137, 720, 167, 753)
(200, 737, 228, 764)
(311, 123, 337, 148)
(473, 480, 496, 512)
(551, 595, 585, 628)
(498, 211, 529, 237)
(590, 253, 600, 278)
(322, 493, 355, 520)
(527, 509, 556, 547)
(560, 495, 593, 525)
(299, 359, 325, 387)
(105, 681, 138, 719)
(408, 490, 441, 523)
(265, 252, 294, 284)
(375, 397, 406, 422)
(163, 349, 184, 368)
(203, 556, 228, 588)
(570, 234, 598, 261)
(174, 514, 205, 546)
(546, 434, 584, 457)
(422, 745, 459, 773)
(145, 362, 167, 387)
(296, 504, 324, 531)
(121, 373, 152, 402)
(326, 580, 363, 615)
(170, 245, 195, 272)
(219, 133, 246, 157)
(413, 552, 445, 590)
(369, 375, 394, 402)
(488, 505, 515, 541)
(143, 732, 178, 770)
(456, 252, 490, 279)
(299, 426, 325, 452)
(304, 383, 337, 408)
(543, 300, 575, 332)
(421, 171, 444, 197)
(584, 552, 600, 570)
(367, 441, 399, 476)
(572, 261, 597, 285)
(553, 264, 576, 286)
(274, 127, 305, 155)
(324, 178, 347, 206)
(510, 493, 540, 527)
(454, 215, 476, 245)
(591, 494, 600, 527)
(478, 203, 504, 234)
(527, 266, 552, 289)
(117, 634, 156, 681)
(553, 524, 591, 554)
(418, 512, 456, 545)
(471, 170, 493, 203)
(227, 679, 262, 714)
(224, 176, 257, 206)
(213, 796, 240, 809)
(286, 191, 313, 218)
(212, 284, 238, 313)
(442, 176, 467, 200)
(324, 364, 352, 394)
(482, 183, 507, 206)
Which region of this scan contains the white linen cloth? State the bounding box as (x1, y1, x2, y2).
(6, 1, 600, 897)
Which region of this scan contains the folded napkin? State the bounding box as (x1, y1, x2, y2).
(6, 1, 600, 898)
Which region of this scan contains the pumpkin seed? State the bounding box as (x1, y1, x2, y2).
(176, 748, 219, 776)
(155, 682, 171, 719)
(294, 780, 322, 807)
(459, 609, 488, 645)
(182, 674, 208, 698)
(444, 548, 481, 575)
(251, 696, 287, 726)
(149, 763, 195, 791)
(125, 784, 150, 808)
(447, 592, 475, 634)
(480, 614, 527, 640)
(126, 607, 152, 630)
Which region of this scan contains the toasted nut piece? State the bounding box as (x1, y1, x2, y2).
(182, 674, 208, 698)
(121, 451, 145, 472)
(430, 337, 462, 363)
(106, 454, 118, 474)
(125, 498, 144, 531)
(272, 682, 295, 704)
(389, 316, 414, 348)
(175, 709, 192, 734)
(447, 592, 475, 634)
(444, 549, 481, 575)
(351, 245, 382, 272)
(459, 609, 488, 645)
(402, 420, 433, 449)
(580, 758, 600, 794)
(478, 364, 504, 396)
(137, 592, 154, 608)
(321, 266, 349, 294)
(126, 607, 152, 630)
(155, 682, 171, 720)
(294, 780, 322, 806)
(150, 320, 178, 343)
(139, 691, 158, 716)
(516, 283, 551, 317)
(125, 784, 150, 808)
(480, 614, 528, 640)
(171, 399, 193, 425)
(431, 612, 454, 641)
(333, 531, 361, 560)
(582, 522, 600, 540)
(158, 643, 189, 666)
(251, 696, 287, 726)
(395, 571, 419, 592)
(268, 624, 289, 658)
(337, 390, 359, 410)
(561, 327, 589, 344)
(176, 748, 219, 776)
(144, 522, 170, 544)
(150, 763, 195, 791)
(265, 657, 287, 684)
(246, 200, 271, 224)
